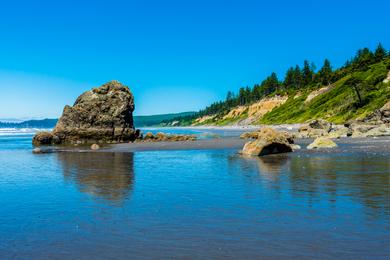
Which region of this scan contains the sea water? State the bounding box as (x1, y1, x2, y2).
(0, 129, 389, 258)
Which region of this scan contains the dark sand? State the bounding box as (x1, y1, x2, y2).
(103, 136, 390, 154)
(106, 138, 247, 152)
(40, 136, 390, 155)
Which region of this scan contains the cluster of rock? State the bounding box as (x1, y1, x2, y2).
(241, 127, 338, 156)
(296, 101, 390, 139)
(33, 81, 140, 146)
(297, 119, 348, 139)
(347, 101, 390, 137)
(139, 132, 197, 142)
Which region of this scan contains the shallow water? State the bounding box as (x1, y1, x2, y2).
(0, 132, 390, 259)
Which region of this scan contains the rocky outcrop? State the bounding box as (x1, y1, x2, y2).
(33, 81, 139, 146)
(140, 132, 197, 142)
(298, 119, 350, 139)
(363, 101, 390, 125)
(298, 119, 332, 138)
(343, 101, 390, 138)
(307, 137, 337, 149)
(241, 127, 293, 156)
(347, 123, 390, 137)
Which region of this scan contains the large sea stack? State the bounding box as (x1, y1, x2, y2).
(33, 80, 138, 146)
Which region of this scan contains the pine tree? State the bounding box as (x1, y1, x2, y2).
(302, 60, 314, 86)
(238, 87, 245, 106)
(352, 48, 374, 70)
(283, 67, 295, 89)
(253, 84, 263, 100)
(293, 65, 302, 89)
(374, 43, 387, 62)
(262, 72, 279, 95)
(318, 59, 332, 85)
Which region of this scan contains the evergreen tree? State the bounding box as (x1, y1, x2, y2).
(293, 65, 302, 89)
(318, 59, 332, 85)
(302, 60, 314, 86)
(283, 67, 295, 89)
(245, 86, 252, 103)
(238, 87, 245, 105)
(263, 72, 279, 95)
(253, 84, 263, 100)
(374, 43, 387, 62)
(352, 48, 374, 70)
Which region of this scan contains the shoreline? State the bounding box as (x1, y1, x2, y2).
(94, 136, 390, 154)
(140, 124, 304, 131)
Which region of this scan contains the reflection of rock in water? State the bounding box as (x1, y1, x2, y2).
(57, 152, 134, 204)
(256, 155, 289, 181)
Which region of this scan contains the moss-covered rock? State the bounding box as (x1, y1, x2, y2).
(307, 137, 337, 149)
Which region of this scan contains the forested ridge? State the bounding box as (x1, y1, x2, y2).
(164, 44, 390, 126)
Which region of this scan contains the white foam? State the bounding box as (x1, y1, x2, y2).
(0, 128, 52, 136)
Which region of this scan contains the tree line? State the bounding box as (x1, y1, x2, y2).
(167, 44, 389, 123)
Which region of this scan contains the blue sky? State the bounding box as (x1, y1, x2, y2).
(0, 0, 389, 118)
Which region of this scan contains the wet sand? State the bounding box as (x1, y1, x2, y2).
(105, 136, 390, 154)
(107, 138, 247, 152)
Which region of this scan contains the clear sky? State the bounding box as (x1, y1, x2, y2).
(0, 0, 389, 118)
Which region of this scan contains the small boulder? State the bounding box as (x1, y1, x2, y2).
(326, 125, 349, 139)
(290, 144, 301, 150)
(308, 119, 332, 132)
(91, 144, 100, 150)
(32, 132, 54, 146)
(241, 127, 293, 156)
(143, 132, 155, 140)
(307, 137, 337, 149)
(32, 148, 43, 154)
(298, 119, 332, 138)
(155, 132, 167, 141)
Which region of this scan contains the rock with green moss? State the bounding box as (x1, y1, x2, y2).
(307, 137, 337, 149)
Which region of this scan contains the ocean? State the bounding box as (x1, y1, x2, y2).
(0, 128, 389, 258)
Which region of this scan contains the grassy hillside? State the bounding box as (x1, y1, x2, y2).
(260, 59, 390, 124)
(166, 45, 390, 126)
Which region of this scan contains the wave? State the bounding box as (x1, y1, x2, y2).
(0, 128, 52, 136)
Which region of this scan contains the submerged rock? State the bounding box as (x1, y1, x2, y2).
(307, 137, 337, 149)
(241, 127, 293, 156)
(33, 81, 139, 146)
